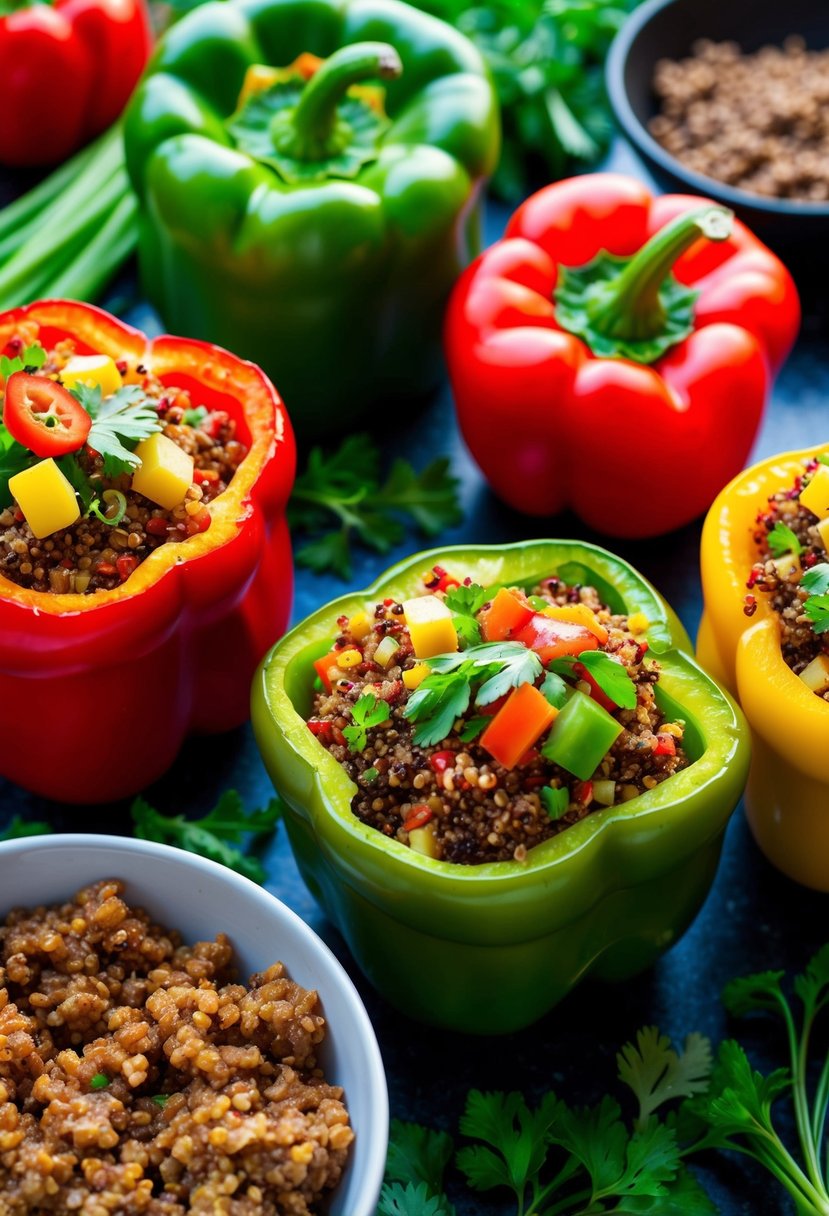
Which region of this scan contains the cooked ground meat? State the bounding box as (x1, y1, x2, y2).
(649, 37, 829, 201)
(309, 573, 689, 865)
(0, 327, 248, 594)
(749, 457, 829, 695)
(0, 880, 353, 1215)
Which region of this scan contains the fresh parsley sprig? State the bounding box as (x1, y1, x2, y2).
(131, 790, 281, 884)
(404, 642, 544, 747)
(343, 693, 390, 753)
(443, 583, 491, 648)
(549, 650, 638, 709)
(801, 563, 829, 635)
(0, 814, 53, 841)
(69, 382, 162, 478)
(289, 434, 462, 580)
(0, 341, 46, 379)
(767, 521, 802, 559)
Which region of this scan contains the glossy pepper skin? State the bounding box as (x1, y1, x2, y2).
(123, 0, 499, 437)
(252, 540, 749, 1034)
(0, 301, 296, 804)
(699, 447, 829, 892)
(0, 0, 152, 167)
(445, 174, 800, 537)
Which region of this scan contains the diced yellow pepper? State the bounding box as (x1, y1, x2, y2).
(817, 517, 829, 552)
(60, 354, 123, 399)
(403, 663, 429, 690)
(402, 595, 458, 659)
(542, 603, 608, 643)
(337, 648, 362, 668)
(772, 553, 801, 580)
(9, 458, 80, 540)
(131, 433, 194, 510)
(628, 612, 650, 635)
(408, 823, 439, 858)
(799, 654, 829, 694)
(348, 610, 371, 641)
(799, 465, 829, 519)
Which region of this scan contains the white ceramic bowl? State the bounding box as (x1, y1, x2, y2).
(0, 834, 388, 1216)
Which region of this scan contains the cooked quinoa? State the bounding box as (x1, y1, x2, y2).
(0, 880, 353, 1215)
(308, 570, 689, 865)
(0, 326, 248, 594)
(749, 456, 829, 695)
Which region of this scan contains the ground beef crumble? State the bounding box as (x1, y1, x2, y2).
(0, 881, 353, 1215)
(748, 456, 829, 697)
(309, 574, 690, 865)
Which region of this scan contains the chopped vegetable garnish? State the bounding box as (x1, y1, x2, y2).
(0, 814, 52, 841)
(541, 785, 569, 819)
(343, 693, 390, 752)
(550, 649, 638, 709)
(767, 520, 802, 557)
(443, 582, 489, 646)
(90, 1073, 109, 1090)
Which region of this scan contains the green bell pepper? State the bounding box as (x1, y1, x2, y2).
(123, 0, 500, 436)
(251, 541, 749, 1034)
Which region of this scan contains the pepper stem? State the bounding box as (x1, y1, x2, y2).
(586, 206, 733, 342)
(271, 42, 402, 163)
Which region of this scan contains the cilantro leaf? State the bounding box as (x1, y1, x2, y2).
(342, 693, 390, 752)
(0, 341, 46, 379)
(476, 646, 542, 705)
(406, 671, 472, 747)
(377, 1181, 455, 1216)
(385, 1119, 454, 1194)
(555, 1095, 680, 1198)
(573, 651, 637, 708)
(803, 594, 829, 634)
(183, 405, 208, 428)
(721, 969, 787, 1018)
(80, 385, 162, 478)
(617, 1027, 712, 1130)
(541, 669, 568, 708)
(458, 715, 488, 743)
(541, 785, 569, 819)
(0, 814, 53, 841)
(56, 454, 95, 514)
(0, 431, 35, 507)
(801, 563, 829, 597)
(290, 435, 462, 579)
(767, 521, 802, 558)
(130, 791, 281, 884)
(444, 583, 489, 647)
(793, 943, 829, 1020)
(457, 1090, 561, 1202)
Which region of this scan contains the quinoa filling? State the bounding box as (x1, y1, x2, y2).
(0, 880, 353, 1216)
(748, 455, 829, 698)
(307, 567, 689, 865)
(0, 325, 248, 594)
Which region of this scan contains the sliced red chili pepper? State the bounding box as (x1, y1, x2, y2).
(574, 780, 593, 805)
(654, 733, 677, 756)
(404, 805, 433, 832)
(3, 372, 91, 457)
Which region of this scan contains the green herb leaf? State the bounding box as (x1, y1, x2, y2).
(72, 383, 162, 478)
(56, 454, 95, 514)
(406, 671, 472, 748)
(385, 1118, 454, 1195)
(0, 341, 46, 379)
(0, 814, 53, 841)
(343, 693, 390, 753)
(617, 1027, 712, 1130)
(151, 1094, 170, 1107)
(377, 1181, 455, 1216)
(0, 430, 35, 508)
(458, 715, 488, 743)
(290, 435, 462, 579)
(541, 785, 569, 818)
(541, 669, 568, 708)
(476, 646, 542, 705)
(767, 521, 802, 558)
(183, 405, 208, 428)
(457, 1090, 561, 1203)
(803, 594, 829, 634)
(801, 563, 829, 596)
(553, 650, 637, 709)
(444, 583, 489, 648)
(130, 791, 281, 884)
(90, 1073, 109, 1090)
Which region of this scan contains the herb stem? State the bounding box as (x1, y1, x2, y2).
(810, 1051, 829, 1153)
(782, 992, 827, 1195)
(531, 1156, 583, 1212)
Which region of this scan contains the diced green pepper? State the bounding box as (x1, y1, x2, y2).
(541, 689, 622, 781)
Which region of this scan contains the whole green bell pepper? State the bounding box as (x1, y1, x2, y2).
(123, 0, 499, 436)
(251, 541, 749, 1033)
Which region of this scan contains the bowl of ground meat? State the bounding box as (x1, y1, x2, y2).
(606, 0, 829, 250)
(0, 833, 388, 1216)
(0, 299, 295, 803)
(253, 541, 749, 1034)
(700, 446, 829, 892)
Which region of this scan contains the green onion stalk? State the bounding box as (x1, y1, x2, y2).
(0, 125, 137, 311)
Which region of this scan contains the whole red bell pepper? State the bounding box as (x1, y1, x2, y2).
(445, 174, 800, 537)
(0, 300, 295, 803)
(0, 0, 152, 166)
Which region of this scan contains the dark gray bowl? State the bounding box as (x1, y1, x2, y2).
(606, 0, 829, 255)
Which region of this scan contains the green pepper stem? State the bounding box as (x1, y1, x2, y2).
(587, 206, 732, 342)
(271, 41, 401, 162)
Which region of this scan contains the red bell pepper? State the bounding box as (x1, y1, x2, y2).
(0, 300, 296, 802)
(445, 174, 800, 537)
(0, 0, 152, 166)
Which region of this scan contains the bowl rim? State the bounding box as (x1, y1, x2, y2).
(0, 832, 389, 1216)
(606, 0, 829, 218)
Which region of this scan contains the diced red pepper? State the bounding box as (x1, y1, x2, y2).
(404, 805, 434, 832)
(307, 719, 333, 743)
(512, 613, 599, 664)
(194, 468, 220, 486)
(654, 733, 677, 756)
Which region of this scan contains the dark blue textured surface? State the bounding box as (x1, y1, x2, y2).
(1, 140, 827, 1213)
